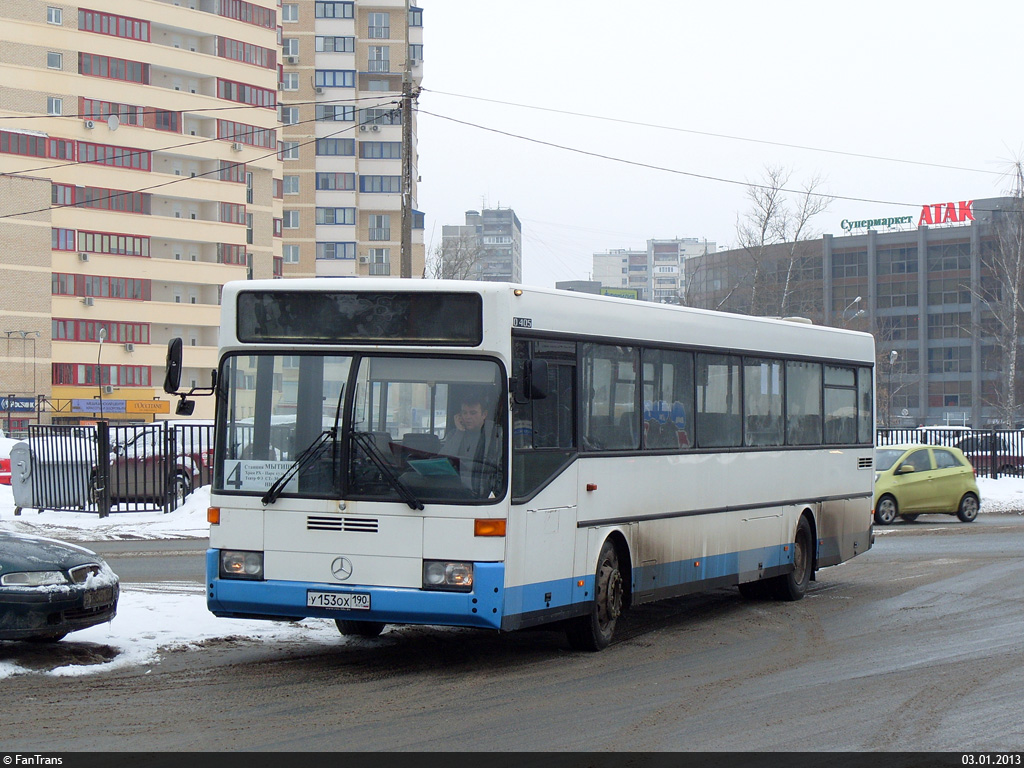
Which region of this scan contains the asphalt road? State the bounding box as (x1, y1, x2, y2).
(2, 515, 1023, 752)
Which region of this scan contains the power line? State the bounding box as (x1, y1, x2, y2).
(421, 88, 1003, 178)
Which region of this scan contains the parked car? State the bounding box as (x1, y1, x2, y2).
(0, 434, 21, 485)
(953, 433, 1024, 477)
(107, 424, 213, 505)
(873, 444, 981, 525)
(0, 531, 119, 642)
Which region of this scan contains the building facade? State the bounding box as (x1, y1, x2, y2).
(440, 208, 522, 282)
(0, 0, 283, 428)
(279, 0, 424, 280)
(685, 197, 1022, 427)
(592, 238, 716, 303)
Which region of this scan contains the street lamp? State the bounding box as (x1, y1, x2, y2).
(888, 350, 899, 427)
(97, 327, 107, 419)
(841, 296, 864, 326)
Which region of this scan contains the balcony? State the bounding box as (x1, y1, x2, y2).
(368, 263, 390, 276)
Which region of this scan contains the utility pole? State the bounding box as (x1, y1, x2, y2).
(400, 0, 415, 278)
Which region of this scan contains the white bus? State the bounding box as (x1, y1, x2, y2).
(178, 279, 876, 651)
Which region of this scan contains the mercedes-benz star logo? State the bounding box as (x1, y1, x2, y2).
(331, 556, 354, 581)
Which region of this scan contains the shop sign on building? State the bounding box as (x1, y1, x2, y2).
(918, 200, 974, 227)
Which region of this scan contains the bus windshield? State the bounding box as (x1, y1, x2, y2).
(217, 353, 507, 504)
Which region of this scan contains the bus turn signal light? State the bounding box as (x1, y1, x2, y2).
(208, 507, 220, 525)
(474, 519, 506, 537)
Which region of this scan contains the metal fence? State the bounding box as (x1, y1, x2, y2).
(12, 422, 214, 516)
(876, 427, 1024, 479)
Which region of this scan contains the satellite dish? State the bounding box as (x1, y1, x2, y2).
(107, 115, 120, 132)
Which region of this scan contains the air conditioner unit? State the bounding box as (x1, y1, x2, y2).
(410, 59, 420, 67)
(82, 296, 94, 306)
(230, 142, 243, 151)
(314, 87, 324, 94)
(124, 343, 134, 352)
(285, 55, 298, 64)
(102, 385, 114, 395)
(358, 255, 369, 264)
(359, 125, 369, 132)
(370, 125, 380, 132)
(83, 120, 95, 129)
(78, 252, 89, 262)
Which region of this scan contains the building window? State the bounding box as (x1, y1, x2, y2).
(359, 142, 401, 159)
(47, 97, 63, 116)
(280, 141, 300, 160)
(280, 106, 299, 125)
(78, 230, 150, 257)
(367, 46, 390, 73)
(281, 3, 298, 22)
(315, 36, 354, 53)
(79, 53, 150, 84)
(81, 98, 144, 126)
(315, 172, 355, 190)
(281, 72, 299, 91)
(367, 12, 389, 38)
(217, 78, 276, 108)
(283, 175, 300, 194)
(315, 208, 355, 225)
(314, 2, 353, 19)
(218, 160, 246, 183)
(359, 175, 401, 193)
(217, 120, 276, 149)
(283, 244, 300, 264)
(47, 7, 63, 24)
(408, 6, 423, 27)
(368, 248, 390, 275)
(153, 110, 181, 133)
(315, 138, 355, 156)
(79, 142, 151, 171)
(78, 10, 150, 42)
(282, 38, 299, 56)
(283, 210, 299, 229)
(360, 107, 400, 126)
(218, 0, 276, 29)
(368, 214, 390, 241)
(47, 52, 63, 70)
(316, 242, 356, 260)
(216, 36, 276, 69)
(314, 70, 355, 88)
(409, 44, 424, 62)
(315, 104, 355, 122)
(52, 228, 76, 251)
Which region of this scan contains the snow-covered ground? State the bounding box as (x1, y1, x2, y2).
(1, 478, 1022, 679)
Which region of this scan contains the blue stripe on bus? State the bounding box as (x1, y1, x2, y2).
(206, 539, 812, 631)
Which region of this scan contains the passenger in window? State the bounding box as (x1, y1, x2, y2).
(441, 395, 503, 496)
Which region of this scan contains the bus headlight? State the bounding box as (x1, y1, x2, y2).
(220, 550, 264, 580)
(422, 560, 473, 592)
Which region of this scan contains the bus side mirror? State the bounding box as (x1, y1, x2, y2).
(164, 338, 183, 394)
(523, 359, 548, 401)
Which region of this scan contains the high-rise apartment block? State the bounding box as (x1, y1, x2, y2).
(593, 238, 716, 302)
(440, 208, 522, 282)
(279, 1, 424, 279)
(0, 0, 282, 428)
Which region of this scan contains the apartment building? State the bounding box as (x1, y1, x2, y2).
(279, 0, 424, 280)
(593, 238, 716, 302)
(0, 0, 282, 426)
(440, 208, 522, 282)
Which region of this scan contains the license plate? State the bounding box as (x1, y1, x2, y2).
(84, 586, 114, 609)
(307, 591, 371, 611)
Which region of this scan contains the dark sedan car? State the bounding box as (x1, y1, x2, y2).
(0, 531, 119, 642)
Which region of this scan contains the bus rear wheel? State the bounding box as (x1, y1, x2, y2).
(335, 619, 386, 638)
(767, 516, 813, 602)
(566, 539, 624, 652)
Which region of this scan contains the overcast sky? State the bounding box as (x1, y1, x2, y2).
(414, 0, 1024, 287)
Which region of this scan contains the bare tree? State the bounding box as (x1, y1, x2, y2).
(972, 162, 1024, 426)
(424, 232, 485, 280)
(734, 165, 832, 317)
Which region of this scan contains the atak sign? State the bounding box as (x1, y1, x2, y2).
(919, 200, 974, 226)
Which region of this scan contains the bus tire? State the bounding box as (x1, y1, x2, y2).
(566, 539, 624, 652)
(335, 619, 386, 638)
(768, 516, 813, 602)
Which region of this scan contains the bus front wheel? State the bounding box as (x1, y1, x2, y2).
(335, 619, 386, 638)
(566, 539, 624, 652)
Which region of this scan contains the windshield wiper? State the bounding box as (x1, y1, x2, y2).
(349, 430, 424, 511)
(261, 430, 334, 506)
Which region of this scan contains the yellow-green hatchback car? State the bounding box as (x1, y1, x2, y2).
(874, 444, 981, 525)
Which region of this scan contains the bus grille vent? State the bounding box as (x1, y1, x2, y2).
(857, 457, 873, 469)
(307, 515, 379, 533)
